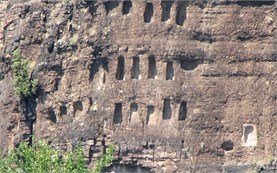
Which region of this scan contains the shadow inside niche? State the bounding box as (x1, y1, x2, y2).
(89, 58, 109, 81)
(236, 0, 275, 7)
(220, 140, 234, 151)
(161, 1, 173, 22)
(176, 2, 187, 26)
(122, 1, 132, 15)
(47, 107, 57, 123)
(180, 59, 204, 71)
(104, 1, 119, 15)
(144, 2, 154, 23)
(82, 0, 97, 15)
(73, 100, 83, 116)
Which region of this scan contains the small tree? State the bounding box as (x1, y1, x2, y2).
(11, 49, 38, 97)
(93, 144, 115, 173)
(0, 140, 116, 173)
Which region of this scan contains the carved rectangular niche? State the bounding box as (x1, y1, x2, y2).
(144, 2, 154, 23)
(122, 1, 132, 15)
(166, 61, 174, 80)
(242, 124, 257, 147)
(113, 103, 123, 124)
(146, 105, 154, 125)
(104, 1, 119, 15)
(59, 105, 67, 116)
(131, 56, 140, 79)
(116, 56, 125, 80)
(178, 101, 187, 121)
(163, 99, 171, 120)
(73, 100, 83, 117)
(180, 59, 204, 71)
(176, 2, 187, 26)
(148, 55, 157, 79)
(161, 1, 173, 22)
(130, 102, 140, 124)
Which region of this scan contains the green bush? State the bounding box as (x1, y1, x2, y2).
(93, 144, 115, 173)
(0, 140, 115, 173)
(11, 49, 38, 97)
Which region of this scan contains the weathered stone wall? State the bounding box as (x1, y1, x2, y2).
(0, 0, 276, 172)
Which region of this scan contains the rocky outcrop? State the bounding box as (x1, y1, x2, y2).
(0, 0, 276, 172)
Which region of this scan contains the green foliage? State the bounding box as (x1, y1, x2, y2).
(0, 151, 18, 173)
(62, 0, 71, 4)
(93, 144, 115, 173)
(70, 34, 79, 46)
(16, 141, 60, 173)
(11, 49, 38, 97)
(62, 146, 89, 173)
(0, 140, 115, 173)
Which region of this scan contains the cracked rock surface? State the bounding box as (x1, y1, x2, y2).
(0, 0, 276, 172)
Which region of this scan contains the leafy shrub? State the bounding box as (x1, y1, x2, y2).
(11, 49, 38, 97)
(0, 140, 115, 173)
(93, 144, 115, 173)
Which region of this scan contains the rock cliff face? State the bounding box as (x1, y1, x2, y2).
(0, 0, 276, 172)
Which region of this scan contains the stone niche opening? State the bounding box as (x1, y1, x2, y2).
(90, 61, 100, 82)
(59, 105, 67, 116)
(122, 1, 132, 15)
(131, 57, 140, 79)
(116, 56, 125, 80)
(163, 99, 171, 120)
(221, 140, 234, 151)
(130, 102, 138, 112)
(166, 61, 174, 80)
(236, 0, 275, 7)
(104, 1, 119, 15)
(176, 2, 187, 26)
(146, 105, 154, 125)
(89, 59, 109, 82)
(48, 108, 57, 123)
(113, 103, 123, 125)
(144, 2, 154, 23)
(73, 101, 83, 116)
(130, 102, 139, 123)
(242, 124, 257, 147)
(180, 59, 203, 71)
(161, 1, 173, 22)
(178, 101, 187, 121)
(148, 55, 157, 79)
(93, 67, 106, 88)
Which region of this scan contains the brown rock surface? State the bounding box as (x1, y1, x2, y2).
(0, 0, 276, 172)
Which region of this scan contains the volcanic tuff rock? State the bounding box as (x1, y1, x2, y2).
(0, 0, 276, 172)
